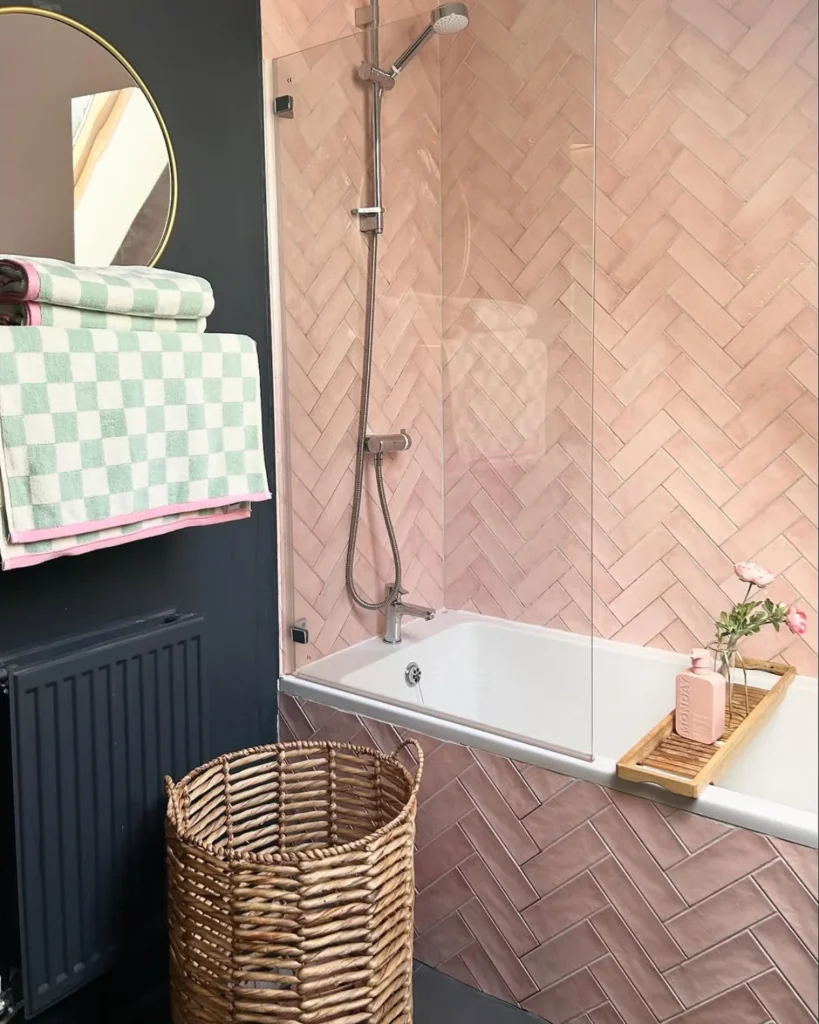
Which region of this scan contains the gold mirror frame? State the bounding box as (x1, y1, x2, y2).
(0, 5, 178, 266)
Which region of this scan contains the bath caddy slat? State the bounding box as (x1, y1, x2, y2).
(616, 657, 797, 799)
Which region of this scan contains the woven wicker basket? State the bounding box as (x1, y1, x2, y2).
(165, 738, 423, 1024)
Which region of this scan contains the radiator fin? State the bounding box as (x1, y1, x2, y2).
(6, 614, 206, 1016)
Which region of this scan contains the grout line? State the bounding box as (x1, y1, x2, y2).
(588, 812, 691, 922)
(595, 797, 692, 899)
(589, 905, 683, 1002)
(588, 947, 658, 1023)
(414, 776, 477, 852)
(666, 846, 780, 910)
(750, 964, 819, 1022)
(665, 814, 736, 859)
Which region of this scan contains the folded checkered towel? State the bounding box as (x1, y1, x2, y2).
(0, 327, 270, 556)
(0, 493, 250, 570)
(0, 301, 207, 333)
(0, 255, 215, 319)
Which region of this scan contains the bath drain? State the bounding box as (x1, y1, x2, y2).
(405, 662, 422, 687)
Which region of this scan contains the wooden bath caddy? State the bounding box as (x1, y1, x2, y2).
(616, 656, 797, 799)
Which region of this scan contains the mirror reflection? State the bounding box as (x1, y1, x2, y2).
(0, 11, 175, 267)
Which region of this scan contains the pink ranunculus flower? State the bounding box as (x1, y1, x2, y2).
(786, 606, 808, 635)
(734, 561, 775, 587)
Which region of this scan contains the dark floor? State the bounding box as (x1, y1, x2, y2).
(114, 963, 545, 1024)
(29, 956, 544, 1023)
(414, 963, 544, 1023)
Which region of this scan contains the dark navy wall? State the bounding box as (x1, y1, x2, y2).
(0, 2, 277, 1018)
(0, 0, 278, 751)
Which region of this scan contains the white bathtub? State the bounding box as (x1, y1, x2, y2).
(282, 611, 818, 848)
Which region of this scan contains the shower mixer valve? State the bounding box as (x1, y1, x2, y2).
(365, 431, 412, 454)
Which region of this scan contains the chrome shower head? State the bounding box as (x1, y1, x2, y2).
(388, 3, 470, 77)
(431, 3, 470, 34)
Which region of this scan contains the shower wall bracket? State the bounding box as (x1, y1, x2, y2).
(352, 206, 384, 233)
(355, 6, 375, 27)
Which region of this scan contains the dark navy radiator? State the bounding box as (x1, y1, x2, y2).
(1, 611, 207, 1017)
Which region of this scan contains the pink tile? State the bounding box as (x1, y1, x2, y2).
(588, 1005, 626, 1024)
(278, 716, 296, 742)
(606, 786, 692, 868)
(522, 781, 611, 850)
(414, 839, 473, 921)
(590, 906, 683, 1018)
(459, 810, 539, 910)
(589, 955, 655, 1024)
(459, 941, 516, 1003)
(771, 838, 819, 899)
(414, 906, 475, 968)
(665, 877, 775, 956)
(437, 952, 478, 990)
(523, 872, 609, 944)
(668, 829, 776, 903)
(524, 822, 610, 897)
(415, 823, 473, 892)
(459, 764, 539, 863)
(753, 915, 819, 1016)
(665, 985, 770, 1024)
(592, 857, 685, 971)
(459, 853, 539, 957)
(415, 779, 473, 849)
(420, 739, 476, 796)
(472, 747, 540, 817)
(459, 899, 538, 1001)
(521, 920, 606, 990)
(751, 969, 818, 1024)
(591, 805, 687, 919)
(754, 859, 819, 958)
(524, 967, 606, 1024)
(666, 932, 773, 1007)
(278, 693, 315, 739)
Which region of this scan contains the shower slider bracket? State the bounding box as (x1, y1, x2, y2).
(365, 431, 412, 454)
(355, 6, 375, 26)
(358, 62, 396, 90)
(352, 206, 384, 232)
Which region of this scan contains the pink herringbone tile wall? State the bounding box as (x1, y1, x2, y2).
(280, 693, 819, 1023)
(441, 0, 819, 674)
(274, 21, 444, 672)
(440, 0, 597, 630)
(262, 0, 432, 59)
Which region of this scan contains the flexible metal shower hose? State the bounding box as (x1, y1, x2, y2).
(345, 231, 403, 611)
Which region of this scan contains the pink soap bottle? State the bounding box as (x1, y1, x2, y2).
(675, 648, 726, 745)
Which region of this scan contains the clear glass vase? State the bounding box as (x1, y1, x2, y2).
(708, 641, 749, 722)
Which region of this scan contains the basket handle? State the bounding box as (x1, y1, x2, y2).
(165, 775, 182, 826)
(392, 737, 424, 797)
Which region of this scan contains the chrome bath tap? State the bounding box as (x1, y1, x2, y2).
(384, 586, 435, 644)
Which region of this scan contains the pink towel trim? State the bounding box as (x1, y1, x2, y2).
(26, 302, 41, 326)
(2, 506, 251, 570)
(9, 491, 271, 544)
(19, 260, 41, 302)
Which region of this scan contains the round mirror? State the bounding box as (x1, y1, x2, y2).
(0, 8, 177, 267)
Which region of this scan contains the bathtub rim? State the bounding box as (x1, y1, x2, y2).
(279, 673, 819, 851)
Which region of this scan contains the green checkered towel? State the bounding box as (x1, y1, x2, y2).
(0, 302, 207, 332)
(0, 255, 215, 319)
(0, 491, 250, 570)
(0, 326, 270, 547)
